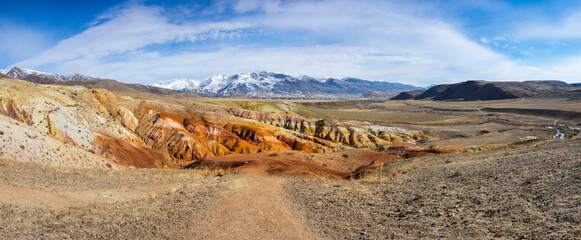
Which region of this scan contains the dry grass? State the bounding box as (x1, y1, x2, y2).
(288, 138, 581, 239)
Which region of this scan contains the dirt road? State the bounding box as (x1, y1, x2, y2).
(195, 176, 320, 240)
(0, 159, 321, 239)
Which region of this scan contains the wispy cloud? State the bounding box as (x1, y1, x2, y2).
(12, 0, 579, 85)
(16, 5, 251, 68)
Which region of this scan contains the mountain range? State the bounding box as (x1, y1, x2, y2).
(3, 67, 580, 101)
(1, 67, 420, 99)
(0, 67, 182, 95)
(1, 67, 99, 83)
(152, 71, 421, 99)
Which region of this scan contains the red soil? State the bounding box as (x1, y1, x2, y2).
(93, 135, 175, 169)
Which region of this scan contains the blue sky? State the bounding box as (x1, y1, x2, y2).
(1, 0, 581, 86)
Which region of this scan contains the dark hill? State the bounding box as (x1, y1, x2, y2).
(414, 80, 565, 101)
(523, 80, 571, 88)
(390, 90, 426, 100)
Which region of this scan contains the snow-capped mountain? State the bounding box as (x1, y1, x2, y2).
(3, 67, 100, 84)
(153, 72, 299, 96)
(153, 71, 421, 99)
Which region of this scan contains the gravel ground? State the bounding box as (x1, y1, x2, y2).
(286, 139, 581, 239)
(0, 161, 225, 239)
(1, 139, 580, 239)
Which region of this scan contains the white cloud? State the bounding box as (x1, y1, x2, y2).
(13, 0, 566, 85)
(522, 65, 540, 71)
(15, 5, 252, 68)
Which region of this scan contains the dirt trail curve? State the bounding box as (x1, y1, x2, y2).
(196, 176, 321, 240)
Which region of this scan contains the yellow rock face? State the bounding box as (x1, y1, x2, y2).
(227, 108, 427, 148)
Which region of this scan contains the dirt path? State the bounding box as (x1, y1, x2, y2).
(195, 176, 321, 240)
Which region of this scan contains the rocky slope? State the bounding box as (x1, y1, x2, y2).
(227, 108, 428, 148)
(153, 71, 421, 99)
(288, 139, 581, 239)
(0, 77, 430, 176)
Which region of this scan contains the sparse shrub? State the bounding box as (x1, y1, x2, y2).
(268, 152, 279, 157)
(19, 145, 25, 150)
(524, 173, 539, 185)
(342, 154, 349, 158)
(448, 171, 461, 178)
(0, 131, 3, 135)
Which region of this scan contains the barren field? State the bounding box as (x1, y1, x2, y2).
(291, 98, 581, 151)
(1, 94, 581, 239)
(1, 138, 580, 239)
(288, 139, 581, 239)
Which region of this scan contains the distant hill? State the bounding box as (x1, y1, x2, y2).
(1, 67, 186, 96)
(412, 80, 570, 101)
(361, 91, 399, 99)
(571, 83, 581, 87)
(4, 67, 99, 84)
(390, 90, 426, 100)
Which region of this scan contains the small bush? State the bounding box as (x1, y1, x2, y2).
(19, 145, 25, 150)
(268, 152, 279, 157)
(524, 173, 539, 185)
(448, 171, 461, 178)
(0, 131, 3, 135)
(342, 154, 349, 158)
